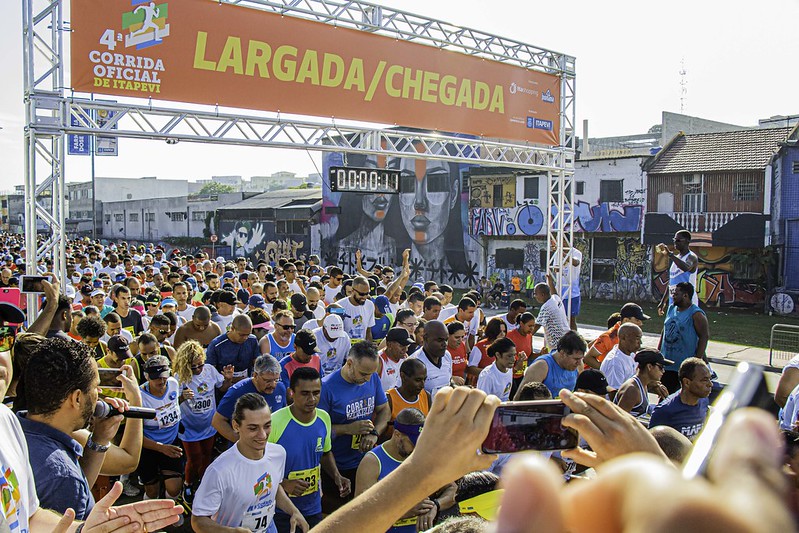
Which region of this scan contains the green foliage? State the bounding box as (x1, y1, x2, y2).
(198, 182, 235, 195)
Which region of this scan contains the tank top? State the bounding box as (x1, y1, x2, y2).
(267, 332, 295, 358)
(540, 351, 579, 398)
(614, 376, 649, 416)
(369, 445, 417, 532)
(669, 252, 699, 305)
(662, 304, 704, 371)
(384, 388, 430, 440)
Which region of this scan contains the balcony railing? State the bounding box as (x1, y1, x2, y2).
(668, 212, 759, 233)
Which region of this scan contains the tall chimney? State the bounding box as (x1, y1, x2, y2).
(582, 119, 589, 153)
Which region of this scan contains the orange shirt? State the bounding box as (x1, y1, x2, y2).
(589, 322, 621, 364)
(511, 277, 522, 291)
(384, 388, 431, 439)
(506, 329, 533, 378)
(449, 341, 469, 380)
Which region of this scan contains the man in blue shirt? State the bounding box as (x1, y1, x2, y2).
(649, 357, 712, 441)
(269, 367, 351, 532)
(318, 342, 390, 513)
(17, 337, 124, 519)
(205, 314, 260, 382)
(212, 354, 286, 442)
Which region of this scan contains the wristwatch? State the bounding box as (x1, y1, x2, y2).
(85, 435, 110, 453)
(368, 429, 379, 437)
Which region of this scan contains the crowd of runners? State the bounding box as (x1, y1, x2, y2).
(0, 230, 796, 532)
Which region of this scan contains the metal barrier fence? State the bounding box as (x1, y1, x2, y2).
(770, 324, 799, 366)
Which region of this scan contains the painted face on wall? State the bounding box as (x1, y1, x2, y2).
(362, 154, 392, 222)
(235, 225, 249, 248)
(396, 144, 458, 245)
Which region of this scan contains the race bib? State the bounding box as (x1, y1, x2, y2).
(394, 517, 418, 527)
(233, 369, 248, 379)
(240, 504, 274, 533)
(191, 396, 214, 413)
(157, 401, 180, 429)
(351, 434, 362, 450)
(287, 465, 320, 497)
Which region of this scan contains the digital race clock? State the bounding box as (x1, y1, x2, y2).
(328, 166, 401, 194)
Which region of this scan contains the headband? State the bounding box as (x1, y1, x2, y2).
(393, 422, 423, 444)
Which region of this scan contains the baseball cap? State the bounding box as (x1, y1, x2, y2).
(412, 282, 424, 291)
(160, 297, 177, 308)
(374, 295, 391, 314)
(620, 303, 650, 321)
(248, 294, 267, 309)
(107, 335, 132, 357)
(144, 355, 171, 379)
(145, 293, 161, 305)
(93, 279, 104, 288)
(222, 272, 235, 280)
(575, 369, 613, 396)
(91, 289, 105, 298)
(185, 277, 197, 289)
(294, 330, 319, 353)
(71, 273, 82, 284)
(634, 348, 674, 367)
(0, 302, 25, 324)
(218, 291, 237, 306)
(216, 256, 225, 263)
(386, 327, 413, 346)
(80, 285, 93, 296)
(322, 314, 345, 339)
(290, 293, 308, 313)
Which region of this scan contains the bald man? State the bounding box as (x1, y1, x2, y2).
(599, 323, 643, 389)
(205, 314, 261, 382)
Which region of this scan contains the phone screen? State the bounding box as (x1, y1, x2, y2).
(98, 368, 123, 389)
(20, 276, 51, 294)
(482, 400, 578, 454)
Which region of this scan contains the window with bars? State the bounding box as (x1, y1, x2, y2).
(145, 213, 155, 222)
(167, 212, 187, 222)
(129, 213, 138, 222)
(576, 181, 585, 195)
(733, 176, 761, 201)
(599, 180, 623, 203)
(191, 211, 206, 221)
(113, 214, 123, 222)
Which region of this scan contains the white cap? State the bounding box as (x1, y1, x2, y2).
(216, 256, 225, 263)
(65, 285, 76, 298)
(310, 275, 321, 283)
(91, 289, 105, 297)
(323, 314, 345, 339)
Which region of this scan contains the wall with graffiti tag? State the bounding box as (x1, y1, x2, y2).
(652, 246, 766, 307)
(217, 219, 310, 264)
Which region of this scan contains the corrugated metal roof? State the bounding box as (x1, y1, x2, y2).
(647, 127, 791, 174)
(218, 188, 321, 210)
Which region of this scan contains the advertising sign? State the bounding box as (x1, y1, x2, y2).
(70, 0, 561, 145)
(68, 114, 91, 155)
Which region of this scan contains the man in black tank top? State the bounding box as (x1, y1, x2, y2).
(615, 349, 672, 416)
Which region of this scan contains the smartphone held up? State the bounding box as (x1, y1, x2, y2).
(482, 400, 578, 454)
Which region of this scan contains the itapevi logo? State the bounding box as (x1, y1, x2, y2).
(542, 89, 555, 103)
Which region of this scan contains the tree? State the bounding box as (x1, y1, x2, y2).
(198, 182, 235, 195)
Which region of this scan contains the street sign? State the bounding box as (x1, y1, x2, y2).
(210, 234, 218, 243)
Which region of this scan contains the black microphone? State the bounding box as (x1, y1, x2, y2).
(94, 401, 157, 420)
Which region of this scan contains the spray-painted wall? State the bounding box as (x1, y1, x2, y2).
(652, 246, 766, 307)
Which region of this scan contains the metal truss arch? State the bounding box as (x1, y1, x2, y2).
(23, 0, 576, 318)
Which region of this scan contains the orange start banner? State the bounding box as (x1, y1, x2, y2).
(70, 0, 562, 145)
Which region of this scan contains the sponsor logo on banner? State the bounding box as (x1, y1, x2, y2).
(533, 118, 553, 131)
(542, 89, 555, 103)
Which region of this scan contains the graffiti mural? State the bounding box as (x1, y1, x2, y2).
(470, 201, 643, 236)
(321, 138, 482, 287)
(218, 219, 309, 263)
(652, 247, 766, 307)
(590, 239, 651, 301)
